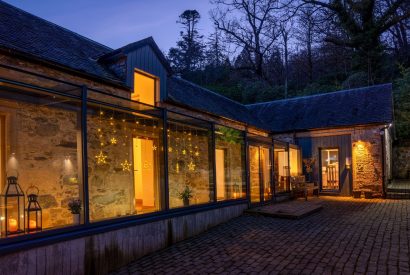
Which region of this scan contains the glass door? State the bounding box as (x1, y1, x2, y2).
(249, 145, 273, 203)
(261, 147, 272, 201)
(274, 142, 289, 193)
(320, 148, 340, 191)
(249, 145, 261, 203)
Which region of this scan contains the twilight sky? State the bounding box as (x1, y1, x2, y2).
(4, 0, 215, 52)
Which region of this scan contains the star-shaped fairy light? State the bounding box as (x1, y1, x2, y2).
(95, 150, 107, 165)
(168, 147, 173, 153)
(187, 160, 196, 171)
(152, 145, 157, 151)
(195, 151, 200, 157)
(110, 137, 117, 144)
(182, 149, 187, 155)
(121, 160, 132, 172)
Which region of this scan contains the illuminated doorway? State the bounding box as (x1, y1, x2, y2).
(133, 137, 159, 214)
(320, 148, 340, 191)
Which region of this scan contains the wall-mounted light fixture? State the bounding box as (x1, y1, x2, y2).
(345, 157, 351, 170)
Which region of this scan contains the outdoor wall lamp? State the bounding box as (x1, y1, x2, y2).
(345, 157, 351, 170)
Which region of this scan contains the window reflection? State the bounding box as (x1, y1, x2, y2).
(274, 143, 289, 193)
(215, 126, 246, 201)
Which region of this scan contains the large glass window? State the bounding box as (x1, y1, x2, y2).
(87, 104, 164, 221)
(0, 84, 83, 237)
(167, 114, 213, 208)
(289, 146, 302, 176)
(215, 126, 246, 201)
(261, 147, 272, 201)
(132, 71, 156, 106)
(249, 146, 260, 203)
(274, 142, 289, 193)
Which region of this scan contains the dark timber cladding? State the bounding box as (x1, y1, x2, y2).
(126, 44, 169, 100)
(297, 135, 353, 196)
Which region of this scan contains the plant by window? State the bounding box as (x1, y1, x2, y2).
(68, 199, 82, 214)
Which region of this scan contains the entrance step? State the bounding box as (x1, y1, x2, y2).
(245, 198, 323, 219)
(387, 180, 410, 199)
(386, 192, 410, 199)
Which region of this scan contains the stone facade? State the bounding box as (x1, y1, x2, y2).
(393, 141, 410, 179)
(0, 98, 81, 229)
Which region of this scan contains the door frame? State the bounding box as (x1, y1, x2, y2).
(247, 140, 274, 205)
(318, 147, 342, 193)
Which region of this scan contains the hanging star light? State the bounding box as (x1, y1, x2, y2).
(182, 149, 187, 155)
(121, 160, 132, 172)
(195, 151, 200, 157)
(110, 137, 117, 144)
(187, 160, 196, 171)
(95, 150, 107, 165)
(152, 145, 157, 151)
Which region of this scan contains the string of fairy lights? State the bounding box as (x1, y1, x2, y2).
(94, 108, 203, 174)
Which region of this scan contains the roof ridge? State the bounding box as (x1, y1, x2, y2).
(246, 83, 392, 107)
(0, 0, 113, 52)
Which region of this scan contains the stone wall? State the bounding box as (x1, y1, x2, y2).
(393, 141, 410, 179)
(351, 128, 383, 191)
(0, 98, 82, 230)
(168, 124, 212, 207)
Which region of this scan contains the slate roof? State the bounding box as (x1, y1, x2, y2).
(247, 84, 393, 133)
(0, 1, 394, 133)
(0, 0, 121, 83)
(167, 76, 265, 128)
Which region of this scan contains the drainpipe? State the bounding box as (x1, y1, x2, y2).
(380, 123, 392, 198)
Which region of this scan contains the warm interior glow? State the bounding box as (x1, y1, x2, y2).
(321, 149, 339, 190)
(133, 138, 158, 214)
(261, 147, 271, 200)
(132, 71, 156, 106)
(274, 147, 288, 193)
(216, 149, 225, 200)
(289, 148, 301, 176)
(249, 146, 261, 203)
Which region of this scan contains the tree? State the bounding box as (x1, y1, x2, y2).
(303, 0, 410, 83)
(168, 10, 205, 75)
(211, 0, 281, 80)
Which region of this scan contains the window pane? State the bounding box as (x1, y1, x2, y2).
(249, 146, 260, 203)
(261, 147, 272, 201)
(274, 143, 289, 193)
(0, 85, 83, 237)
(289, 147, 302, 176)
(168, 120, 213, 208)
(87, 104, 164, 221)
(133, 71, 155, 106)
(215, 126, 245, 201)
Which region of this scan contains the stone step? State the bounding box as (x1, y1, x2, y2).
(386, 192, 410, 199)
(386, 188, 410, 193)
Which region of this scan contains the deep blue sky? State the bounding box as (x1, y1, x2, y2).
(5, 0, 214, 52)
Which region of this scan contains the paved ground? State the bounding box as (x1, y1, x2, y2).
(113, 197, 410, 274)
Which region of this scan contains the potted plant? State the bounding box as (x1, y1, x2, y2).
(364, 190, 373, 199)
(178, 186, 193, 206)
(353, 190, 362, 199)
(68, 199, 82, 225)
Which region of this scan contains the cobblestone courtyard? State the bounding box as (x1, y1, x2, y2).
(114, 197, 410, 274)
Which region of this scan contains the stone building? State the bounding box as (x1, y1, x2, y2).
(0, 2, 394, 274)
